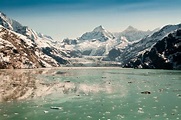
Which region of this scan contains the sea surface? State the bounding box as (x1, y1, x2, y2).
(0, 67, 181, 120)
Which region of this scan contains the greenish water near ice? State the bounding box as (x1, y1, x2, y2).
(0, 68, 181, 120)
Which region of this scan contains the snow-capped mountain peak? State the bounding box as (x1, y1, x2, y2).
(0, 12, 22, 32)
(93, 25, 105, 32)
(79, 25, 115, 42)
(0, 12, 6, 18)
(61, 25, 129, 57)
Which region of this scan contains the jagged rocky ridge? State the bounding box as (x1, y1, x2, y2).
(124, 29, 181, 69)
(0, 12, 68, 69)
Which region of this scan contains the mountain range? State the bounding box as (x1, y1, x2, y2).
(0, 12, 180, 69)
(61, 25, 126, 57)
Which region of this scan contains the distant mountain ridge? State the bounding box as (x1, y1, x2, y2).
(114, 26, 157, 42)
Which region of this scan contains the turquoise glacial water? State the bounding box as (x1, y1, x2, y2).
(0, 68, 181, 120)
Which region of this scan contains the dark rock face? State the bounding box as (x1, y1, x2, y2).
(42, 47, 68, 64)
(124, 29, 181, 70)
(62, 39, 77, 45)
(108, 48, 121, 61)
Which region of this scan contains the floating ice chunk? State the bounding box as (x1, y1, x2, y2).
(14, 113, 19, 115)
(87, 115, 92, 118)
(138, 108, 144, 113)
(153, 96, 158, 99)
(44, 110, 49, 113)
(163, 112, 167, 117)
(117, 114, 124, 118)
(172, 109, 178, 112)
(105, 111, 110, 114)
(50, 106, 63, 110)
(177, 94, 181, 98)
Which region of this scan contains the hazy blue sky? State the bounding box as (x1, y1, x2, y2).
(0, 0, 181, 40)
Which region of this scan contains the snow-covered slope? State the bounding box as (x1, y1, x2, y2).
(0, 12, 68, 69)
(118, 23, 181, 66)
(61, 26, 128, 57)
(114, 26, 156, 42)
(124, 29, 181, 70)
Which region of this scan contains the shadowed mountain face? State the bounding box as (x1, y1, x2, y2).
(124, 29, 181, 70)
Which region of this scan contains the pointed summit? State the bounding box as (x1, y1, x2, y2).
(0, 11, 6, 16)
(79, 25, 115, 42)
(124, 26, 138, 32)
(117, 26, 155, 42)
(0, 12, 7, 19)
(93, 25, 105, 32)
